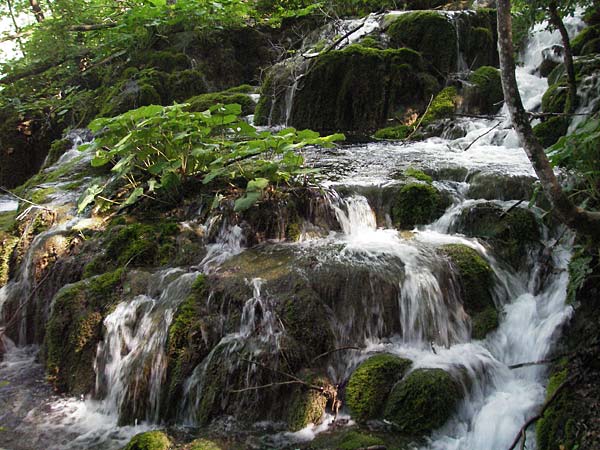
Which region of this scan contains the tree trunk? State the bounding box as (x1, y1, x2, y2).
(29, 0, 45, 23)
(548, 1, 577, 113)
(496, 0, 600, 239)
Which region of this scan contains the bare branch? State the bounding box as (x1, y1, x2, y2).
(310, 346, 361, 365)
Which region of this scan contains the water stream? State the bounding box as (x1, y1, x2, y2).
(0, 8, 591, 450)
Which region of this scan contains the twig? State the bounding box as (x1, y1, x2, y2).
(507, 376, 576, 450)
(238, 357, 322, 391)
(302, 20, 367, 59)
(406, 95, 435, 141)
(310, 346, 361, 365)
(230, 380, 304, 393)
(0, 186, 53, 212)
(463, 121, 502, 152)
(500, 200, 525, 219)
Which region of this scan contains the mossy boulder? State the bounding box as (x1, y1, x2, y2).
(440, 244, 497, 338)
(186, 85, 255, 115)
(392, 182, 443, 229)
(422, 86, 460, 125)
(541, 83, 568, 114)
(133, 51, 191, 73)
(122, 430, 171, 450)
(310, 429, 389, 450)
(572, 25, 600, 56)
(166, 69, 209, 103)
(455, 202, 541, 271)
(44, 138, 72, 168)
(533, 116, 570, 148)
(582, 37, 600, 55)
(287, 372, 332, 431)
(464, 66, 503, 115)
(0, 231, 18, 287)
(388, 12, 457, 76)
(455, 9, 499, 70)
(384, 368, 462, 435)
(260, 45, 437, 133)
(374, 124, 412, 140)
(44, 269, 124, 394)
(345, 354, 412, 422)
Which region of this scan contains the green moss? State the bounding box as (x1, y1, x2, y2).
(167, 70, 209, 103)
(392, 182, 442, 229)
(45, 138, 71, 168)
(533, 116, 570, 148)
(345, 354, 412, 422)
(287, 373, 330, 431)
(189, 439, 222, 450)
(384, 368, 462, 435)
(404, 167, 433, 183)
(336, 431, 385, 450)
(536, 368, 579, 450)
(134, 51, 190, 73)
(122, 430, 171, 450)
(469, 66, 503, 114)
(358, 36, 383, 49)
(374, 124, 412, 140)
(422, 87, 459, 125)
(286, 45, 434, 133)
(30, 187, 57, 205)
(542, 83, 568, 114)
(0, 232, 18, 287)
(572, 25, 600, 55)
(440, 244, 494, 316)
(0, 211, 17, 233)
(223, 84, 254, 94)
(388, 11, 457, 75)
(310, 427, 412, 450)
(582, 36, 600, 54)
(286, 222, 302, 242)
(45, 269, 124, 394)
(186, 91, 255, 115)
(471, 306, 499, 340)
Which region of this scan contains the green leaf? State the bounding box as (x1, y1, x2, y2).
(121, 187, 144, 208)
(77, 184, 104, 213)
(234, 191, 261, 212)
(247, 178, 269, 192)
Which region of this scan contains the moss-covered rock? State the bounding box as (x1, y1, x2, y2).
(0, 231, 18, 287)
(262, 45, 437, 133)
(384, 368, 462, 435)
(572, 25, 600, 56)
(533, 116, 570, 148)
(122, 430, 171, 450)
(309, 427, 414, 450)
(374, 124, 412, 140)
(388, 12, 457, 76)
(455, 9, 499, 70)
(471, 306, 499, 340)
(44, 269, 124, 394)
(542, 83, 568, 114)
(422, 86, 459, 125)
(44, 138, 72, 168)
(536, 367, 579, 450)
(167, 69, 209, 103)
(133, 51, 191, 73)
(287, 372, 331, 431)
(186, 86, 255, 115)
(392, 182, 443, 229)
(83, 221, 181, 277)
(465, 66, 503, 115)
(345, 354, 412, 422)
(456, 202, 541, 271)
(188, 439, 222, 450)
(440, 244, 494, 313)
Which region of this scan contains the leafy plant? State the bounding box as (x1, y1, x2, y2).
(77, 102, 344, 213)
(549, 116, 600, 209)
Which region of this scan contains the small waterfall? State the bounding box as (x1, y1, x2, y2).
(94, 270, 196, 423)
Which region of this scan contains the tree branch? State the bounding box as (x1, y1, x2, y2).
(310, 346, 361, 365)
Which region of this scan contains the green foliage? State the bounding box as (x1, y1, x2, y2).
(77, 103, 343, 213)
(567, 247, 594, 303)
(345, 354, 412, 422)
(549, 117, 600, 208)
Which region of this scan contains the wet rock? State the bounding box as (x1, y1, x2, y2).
(462, 66, 503, 115)
(467, 172, 537, 201)
(383, 368, 462, 435)
(391, 182, 444, 229)
(533, 116, 570, 148)
(345, 354, 412, 422)
(122, 430, 171, 450)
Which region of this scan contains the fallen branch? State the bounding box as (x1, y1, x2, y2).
(406, 94, 435, 141)
(463, 121, 502, 152)
(310, 346, 361, 365)
(238, 357, 322, 391)
(0, 186, 53, 213)
(302, 20, 366, 59)
(507, 376, 576, 450)
(230, 380, 304, 393)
